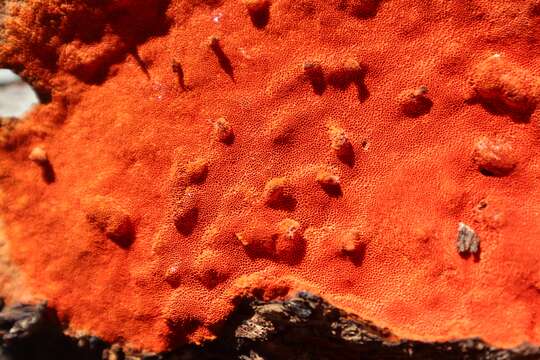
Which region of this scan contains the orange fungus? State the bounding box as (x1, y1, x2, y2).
(0, 0, 540, 353)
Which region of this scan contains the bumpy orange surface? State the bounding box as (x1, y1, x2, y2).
(1, 0, 540, 352)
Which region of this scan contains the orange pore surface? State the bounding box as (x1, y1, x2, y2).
(1, 0, 540, 352)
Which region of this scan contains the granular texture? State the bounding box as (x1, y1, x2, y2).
(0, 0, 539, 353)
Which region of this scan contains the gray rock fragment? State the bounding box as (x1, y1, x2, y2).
(457, 222, 480, 255)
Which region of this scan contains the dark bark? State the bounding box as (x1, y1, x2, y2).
(0, 293, 539, 360)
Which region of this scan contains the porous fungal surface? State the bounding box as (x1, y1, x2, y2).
(0, 0, 539, 353)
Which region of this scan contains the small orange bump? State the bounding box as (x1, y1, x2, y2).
(328, 126, 354, 166)
(412, 227, 432, 243)
(208, 35, 221, 49)
(242, 0, 271, 28)
(303, 61, 323, 78)
(236, 228, 275, 257)
(328, 126, 350, 154)
(303, 60, 326, 95)
(468, 54, 540, 117)
(340, 228, 366, 253)
(472, 136, 516, 176)
(0, 117, 17, 149)
(172, 59, 186, 91)
(169, 157, 209, 190)
(273, 218, 304, 260)
(85, 195, 135, 248)
(340, 58, 363, 81)
(150, 229, 168, 256)
(339, 228, 368, 264)
(28, 146, 56, 183)
(262, 284, 291, 300)
(316, 171, 340, 186)
(262, 177, 296, 210)
(345, 0, 381, 18)
(207, 34, 235, 80)
(327, 58, 364, 88)
(172, 189, 199, 235)
(343, 58, 363, 72)
(316, 170, 342, 197)
(397, 85, 433, 117)
(28, 146, 48, 164)
(213, 117, 234, 144)
(194, 249, 230, 288)
(185, 159, 209, 185)
(243, 0, 270, 15)
(164, 263, 182, 288)
(236, 218, 304, 262)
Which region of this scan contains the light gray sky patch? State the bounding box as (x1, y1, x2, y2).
(0, 69, 40, 118)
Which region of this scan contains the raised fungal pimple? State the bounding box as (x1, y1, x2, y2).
(316, 170, 342, 197)
(415, 86, 428, 96)
(169, 157, 209, 190)
(303, 61, 323, 76)
(28, 146, 55, 183)
(316, 171, 340, 186)
(457, 222, 480, 256)
(172, 189, 199, 235)
(327, 58, 365, 89)
(58, 34, 127, 82)
(85, 196, 135, 248)
(236, 218, 304, 262)
(328, 125, 354, 165)
(164, 264, 182, 288)
(262, 177, 295, 209)
(208, 35, 234, 80)
(343, 58, 362, 72)
(339, 228, 368, 265)
(208, 35, 220, 50)
(397, 85, 433, 117)
(303, 61, 326, 95)
(242, 0, 271, 28)
(0, 117, 18, 149)
(273, 218, 303, 261)
(235, 232, 248, 246)
(340, 229, 361, 254)
(194, 249, 230, 288)
(184, 159, 209, 185)
(468, 54, 540, 118)
(213, 117, 234, 144)
(343, 0, 381, 18)
(172, 59, 186, 91)
(243, 0, 269, 13)
(340, 58, 363, 79)
(472, 136, 516, 176)
(236, 228, 275, 257)
(328, 126, 350, 154)
(28, 146, 48, 163)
